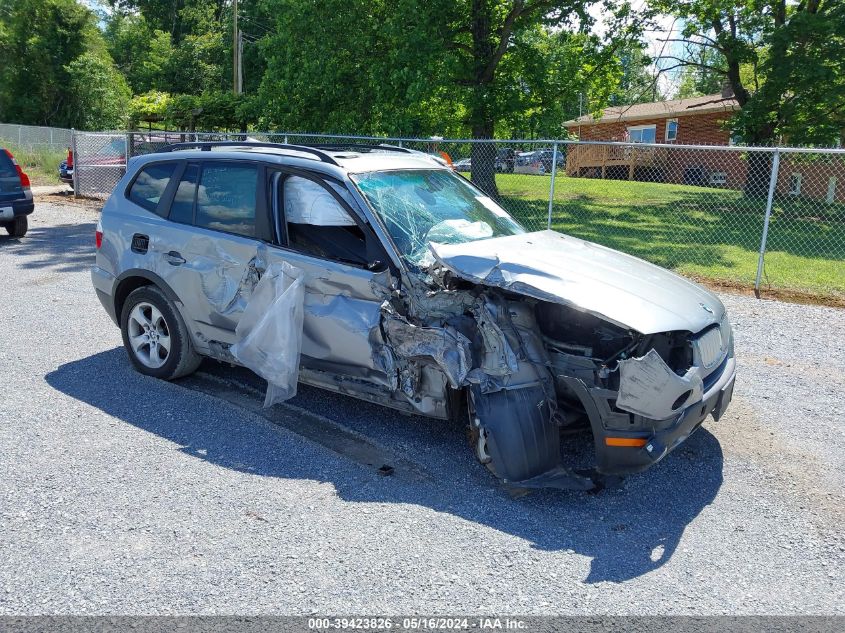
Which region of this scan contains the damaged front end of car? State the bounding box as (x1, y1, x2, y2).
(382, 230, 738, 492)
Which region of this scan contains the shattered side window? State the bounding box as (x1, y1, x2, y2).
(351, 169, 524, 266)
(281, 175, 368, 266)
(283, 176, 356, 226)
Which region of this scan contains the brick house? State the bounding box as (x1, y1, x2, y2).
(562, 92, 844, 203)
(563, 92, 745, 187)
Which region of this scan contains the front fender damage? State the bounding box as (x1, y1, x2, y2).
(384, 280, 601, 492)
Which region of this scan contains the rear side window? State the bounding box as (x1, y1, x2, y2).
(195, 163, 258, 237)
(0, 150, 17, 178)
(128, 163, 177, 214)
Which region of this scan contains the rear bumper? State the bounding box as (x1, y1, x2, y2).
(592, 356, 737, 475)
(13, 199, 34, 216)
(1, 194, 34, 218)
(91, 266, 118, 325)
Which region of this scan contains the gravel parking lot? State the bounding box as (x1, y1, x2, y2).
(1, 199, 843, 615)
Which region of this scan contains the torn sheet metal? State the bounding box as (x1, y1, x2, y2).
(383, 310, 473, 389)
(284, 176, 357, 226)
(230, 261, 305, 407)
(615, 349, 703, 420)
(428, 230, 725, 335)
(301, 291, 396, 387)
(473, 299, 519, 377)
(181, 238, 267, 316)
(200, 255, 263, 315)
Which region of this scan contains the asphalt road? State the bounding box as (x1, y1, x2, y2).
(0, 200, 842, 615)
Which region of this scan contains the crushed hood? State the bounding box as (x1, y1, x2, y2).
(429, 230, 725, 335)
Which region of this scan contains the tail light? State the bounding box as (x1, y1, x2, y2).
(67, 148, 74, 169)
(3, 149, 30, 189)
(95, 219, 103, 249)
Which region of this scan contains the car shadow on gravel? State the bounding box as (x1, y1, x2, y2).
(47, 348, 724, 585)
(0, 221, 95, 273)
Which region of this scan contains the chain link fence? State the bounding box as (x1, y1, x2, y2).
(72, 132, 128, 199)
(44, 127, 845, 300)
(0, 123, 74, 187)
(0, 123, 72, 150)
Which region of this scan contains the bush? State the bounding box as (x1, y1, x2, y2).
(129, 91, 171, 128)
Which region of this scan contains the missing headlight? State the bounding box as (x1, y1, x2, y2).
(534, 302, 636, 362)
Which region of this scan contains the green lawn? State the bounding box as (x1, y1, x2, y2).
(488, 173, 845, 299)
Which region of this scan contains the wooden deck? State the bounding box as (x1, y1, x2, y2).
(565, 144, 670, 179)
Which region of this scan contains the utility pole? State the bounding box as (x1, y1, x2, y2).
(577, 92, 583, 139)
(238, 30, 243, 94)
(233, 0, 241, 94)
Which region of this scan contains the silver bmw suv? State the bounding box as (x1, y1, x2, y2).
(92, 141, 736, 491)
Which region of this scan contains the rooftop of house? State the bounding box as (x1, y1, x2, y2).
(563, 93, 740, 127)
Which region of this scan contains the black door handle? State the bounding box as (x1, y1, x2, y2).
(165, 251, 186, 265)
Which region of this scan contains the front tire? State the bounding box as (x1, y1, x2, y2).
(120, 285, 201, 380)
(4, 216, 27, 237)
(467, 385, 560, 483)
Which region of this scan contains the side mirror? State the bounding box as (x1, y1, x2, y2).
(367, 260, 387, 272)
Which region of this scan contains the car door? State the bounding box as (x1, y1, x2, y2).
(263, 169, 398, 389)
(153, 159, 273, 347)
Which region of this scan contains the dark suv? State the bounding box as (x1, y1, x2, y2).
(0, 148, 34, 237)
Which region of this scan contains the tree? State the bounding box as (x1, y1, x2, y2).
(394, 0, 627, 196)
(0, 0, 90, 126)
(105, 1, 227, 96)
(129, 91, 171, 128)
(651, 0, 845, 194)
(104, 13, 171, 94)
(675, 47, 726, 98)
(64, 52, 132, 129)
(257, 0, 637, 196)
(609, 41, 661, 105)
(495, 26, 627, 138)
(105, 0, 228, 46)
(0, 0, 130, 129)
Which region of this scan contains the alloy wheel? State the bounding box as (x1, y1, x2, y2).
(127, 302, 171, 369)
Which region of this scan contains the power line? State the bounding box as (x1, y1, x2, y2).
(237, 15, 275, 36)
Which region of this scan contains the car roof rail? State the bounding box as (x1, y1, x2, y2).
(158, 141, 341, 165)
(310, 143, 415, 154)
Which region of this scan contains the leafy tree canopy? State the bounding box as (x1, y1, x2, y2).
(0, 0, 128, 128)
(651, 0, 845, 147)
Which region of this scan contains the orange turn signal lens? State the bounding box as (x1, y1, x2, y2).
(605, 437, 648, 448)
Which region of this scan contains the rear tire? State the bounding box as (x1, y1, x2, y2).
(5, 216, 27, 237)
(120, 285, 201, 380)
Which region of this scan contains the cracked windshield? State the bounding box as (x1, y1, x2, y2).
(352, 169, 524, 266)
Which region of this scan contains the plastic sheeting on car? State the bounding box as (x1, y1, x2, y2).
(284, 176, 357, 226)
(230, 261, 305, 407)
